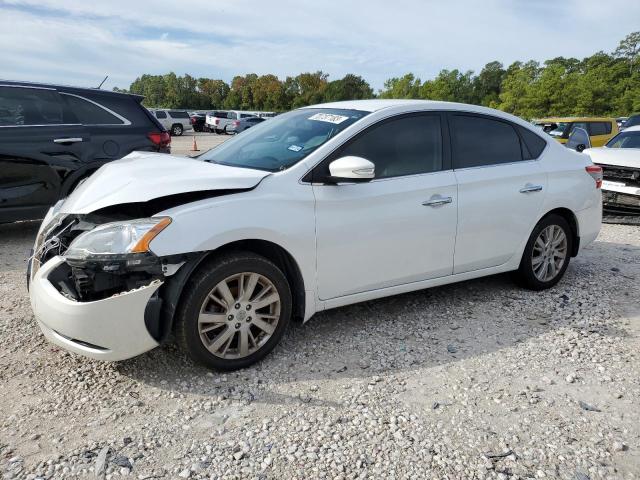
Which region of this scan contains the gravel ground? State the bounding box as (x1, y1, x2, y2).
(1, 221, 639, 480)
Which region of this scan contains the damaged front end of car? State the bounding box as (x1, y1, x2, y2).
(599, 163, 640, 214)
(29, 205, 205, 352)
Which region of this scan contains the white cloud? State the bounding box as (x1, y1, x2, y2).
(1, 0, 638, 90)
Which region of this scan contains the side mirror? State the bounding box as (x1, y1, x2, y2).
(326, 156, 375, 183)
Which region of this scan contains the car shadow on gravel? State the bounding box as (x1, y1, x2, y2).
(116, 239, 638, 405)
(0, 221, 39, 270)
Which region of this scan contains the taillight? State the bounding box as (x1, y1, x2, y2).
(585, 165, 602, 189)
(148, 131, 171, 148)
(214, 119, 219, 125)
(233, 120, 240, 126)
(190, 117, 196, 124)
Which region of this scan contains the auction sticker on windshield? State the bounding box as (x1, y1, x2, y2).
(308, 113, 350, 124)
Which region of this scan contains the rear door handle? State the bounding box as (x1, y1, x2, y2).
(422, 195, 453, 207)
(53, 137, 83, 144)
(519, 184, 543, 193)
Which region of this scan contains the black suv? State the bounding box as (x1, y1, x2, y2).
(0, 81, 171, 223)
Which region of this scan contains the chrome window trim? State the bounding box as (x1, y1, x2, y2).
(0, 84, 56, 90)
(0, 123, 82, 128)
(452, 158, 539, 172)
(60, 92, 132, 126)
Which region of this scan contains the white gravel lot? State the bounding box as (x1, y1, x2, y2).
(1, 196, 639, 478)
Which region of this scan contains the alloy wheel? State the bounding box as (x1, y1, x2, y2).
(531, 224, 568, 282)
(197, 272, 281, 359)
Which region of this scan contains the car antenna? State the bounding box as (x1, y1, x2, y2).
(97, 75, 109, 89)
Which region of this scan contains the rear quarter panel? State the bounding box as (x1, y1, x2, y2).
(539, 143, 601, 244)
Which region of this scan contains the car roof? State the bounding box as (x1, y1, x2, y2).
(535, 117, 615, 122)
(0, 79, 143, 101)
(302, 99, 541, 128)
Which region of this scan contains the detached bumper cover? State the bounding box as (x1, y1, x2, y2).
(30, 256, 161, 361)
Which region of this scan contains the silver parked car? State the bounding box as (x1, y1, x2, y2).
(227, 116, 266, 134)
(150, 109, 193, 136)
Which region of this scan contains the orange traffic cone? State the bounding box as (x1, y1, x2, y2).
(190, 135, 200, 152)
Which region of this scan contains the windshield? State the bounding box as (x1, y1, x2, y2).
(606, 130, 640, 148)
(624, 115, 640, 128)
(200, 108, 369, 171)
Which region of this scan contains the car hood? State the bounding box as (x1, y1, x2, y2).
(61, 151, 270, 214)
(585, 148, 640, 169)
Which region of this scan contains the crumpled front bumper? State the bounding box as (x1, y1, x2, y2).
(602, 184, 640, 212)
(30, 256, 162, 361)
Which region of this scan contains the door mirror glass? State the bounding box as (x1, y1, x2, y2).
(566, 127, 591, 152)
(328, 156, 375, 182)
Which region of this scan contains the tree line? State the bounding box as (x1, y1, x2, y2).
(118, 32, 640, 119)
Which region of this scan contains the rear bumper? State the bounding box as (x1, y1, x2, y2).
(30, 256, 161, 361)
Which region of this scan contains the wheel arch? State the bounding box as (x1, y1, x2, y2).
(159, 239, 306, 342)
(539, 207, 580, 257)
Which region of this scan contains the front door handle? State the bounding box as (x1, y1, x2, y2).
(422, 195, 453, 207)
(53, 137, 83, 144)
(519, 184, 543, 193)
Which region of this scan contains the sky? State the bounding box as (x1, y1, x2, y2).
(1, 0, 638, 92)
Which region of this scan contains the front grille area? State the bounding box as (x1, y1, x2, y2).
(598, 163, 640, 187)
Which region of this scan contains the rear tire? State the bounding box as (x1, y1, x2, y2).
(175, 252, 292, 371)
(514, 214, 573, 291)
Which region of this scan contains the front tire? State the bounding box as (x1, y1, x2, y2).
(175, 252, 292, 370)
(172, 124, 184, 136)
(514, 214, 573, 290)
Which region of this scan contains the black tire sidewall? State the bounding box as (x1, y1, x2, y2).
(176, 253, 292, 370)
(518, 214, 573, 290)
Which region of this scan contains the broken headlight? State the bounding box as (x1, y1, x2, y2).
(65, 217, 171, 261)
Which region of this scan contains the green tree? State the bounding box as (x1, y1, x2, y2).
(498, 61, 539, 118)
(252, 74, 286, 110)
(472, 61, 505, 107)
(614, 31, 640, 74)
(323, 74, 373, 102)
(421, 69, 474, 103)
(198, 78, 230, 109)
(378, 73, 421, 98)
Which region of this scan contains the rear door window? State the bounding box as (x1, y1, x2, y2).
(62, 94, 124, 125)
(168, 110, 189, 119)
(589, 122, 611, 135)
(569, 122, 588, 135)
(451, 114, 523, 168)
(0, 86, 66, 126)
(518, 126, 547, 159)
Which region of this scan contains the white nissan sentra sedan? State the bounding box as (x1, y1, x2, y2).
(28, 100, 603, 370)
